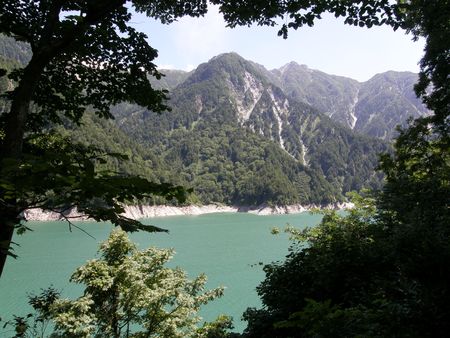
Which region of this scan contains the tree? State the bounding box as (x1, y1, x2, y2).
(242, 196, 400, 338)
(54, 229, 225, 338)
(0, 0, 209, 276)
(234, 0, 449, 334)
(243, 189, 449, 336)
(1, 0, 447, 278)
(1, 229, 228, 337)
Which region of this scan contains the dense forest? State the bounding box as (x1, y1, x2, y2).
(105, 53, 391, 206)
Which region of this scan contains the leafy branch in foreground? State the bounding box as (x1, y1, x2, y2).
(0, 0, 209, 277)
(0, 132, 188, 260)
(244, 165, 449, 337)
(1, 229, 233, 338)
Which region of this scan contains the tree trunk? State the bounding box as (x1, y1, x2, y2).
(0, 0, 126, 278)
(0, 207, 21, 276)
(0, 55, 48, 277)
(3, 55, 48, 156)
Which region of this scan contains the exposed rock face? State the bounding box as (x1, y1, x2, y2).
(232, 71, 265, 122)
(273, 62, 430, 139)
(243, 202, 354, 215)
(111, 52, 388, 205)
(22, 205, 239, 221)
(273, 62, 361, 131)
(354, 71, 430, 139)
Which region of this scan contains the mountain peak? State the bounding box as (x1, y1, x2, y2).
(210, 52, 245, 62)
(367, 70, 418, 84)
(278, 61, 309, 74)
(180, 52, 271, 90)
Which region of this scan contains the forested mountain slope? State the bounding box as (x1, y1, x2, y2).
(273, 62, 429, 139)
(112, 53, 387, 205)
(149, 69, 190, 91)
(0, 34, 31, 65)
(1, 34, 407, 206)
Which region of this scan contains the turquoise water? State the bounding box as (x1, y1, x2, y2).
(0, 212, 322, 334)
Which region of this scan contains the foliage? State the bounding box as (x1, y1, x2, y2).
(0, 37, 403, 209)
(378, 118, 449, 231)
(2, 229, 229, 338)
(242, 13, 449, 329)
(0, 15, 447, 338)
(1, 132, 186, 237)
(0, 0, 210, 276)
(195, 2, 450, 337)
(196, 315, 242, 338)
(1, 0, 428, 277)
(54, 112, 188, 205)
(242, 190, 449, 337)
(244, 115, 449, 337)
(240, 1, 449, 328)
(1, 287, 60, 337)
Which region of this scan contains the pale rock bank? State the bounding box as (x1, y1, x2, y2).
(242, 202, 354, 215)
(121, 204, 238, 218)
(23, 202, 354, 222)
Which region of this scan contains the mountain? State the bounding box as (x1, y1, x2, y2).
(149, 69, 190, 91)
(0, 34, 32, 65)
(1, 33, 410, 206)
(273, 62, 429, 139)
(354, 71, 430, 138)
(112, 53, 387, 205)
(272, 62, 360, 129)
(0, 33, 428, 141)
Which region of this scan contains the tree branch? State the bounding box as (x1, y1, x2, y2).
(55, 211, 96, 240)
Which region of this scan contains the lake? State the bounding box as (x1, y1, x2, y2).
(0, 212, 322, 335)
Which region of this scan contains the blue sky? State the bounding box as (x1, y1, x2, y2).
(130, 5, 424, 82)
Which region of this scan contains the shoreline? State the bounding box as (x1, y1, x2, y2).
(23, 202, 354, 222)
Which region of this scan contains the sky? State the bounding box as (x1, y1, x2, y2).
(130, 5, 425, 82)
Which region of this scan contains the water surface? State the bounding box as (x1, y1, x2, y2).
(0, 212, 322, 334)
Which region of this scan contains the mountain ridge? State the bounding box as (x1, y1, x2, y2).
(111, 52, 387, 205)
(159, 53, 429, 140)
(0, 38, 423, 206)
(271, 58, 429, 139)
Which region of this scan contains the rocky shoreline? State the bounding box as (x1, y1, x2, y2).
(22, 202, 354, 222)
